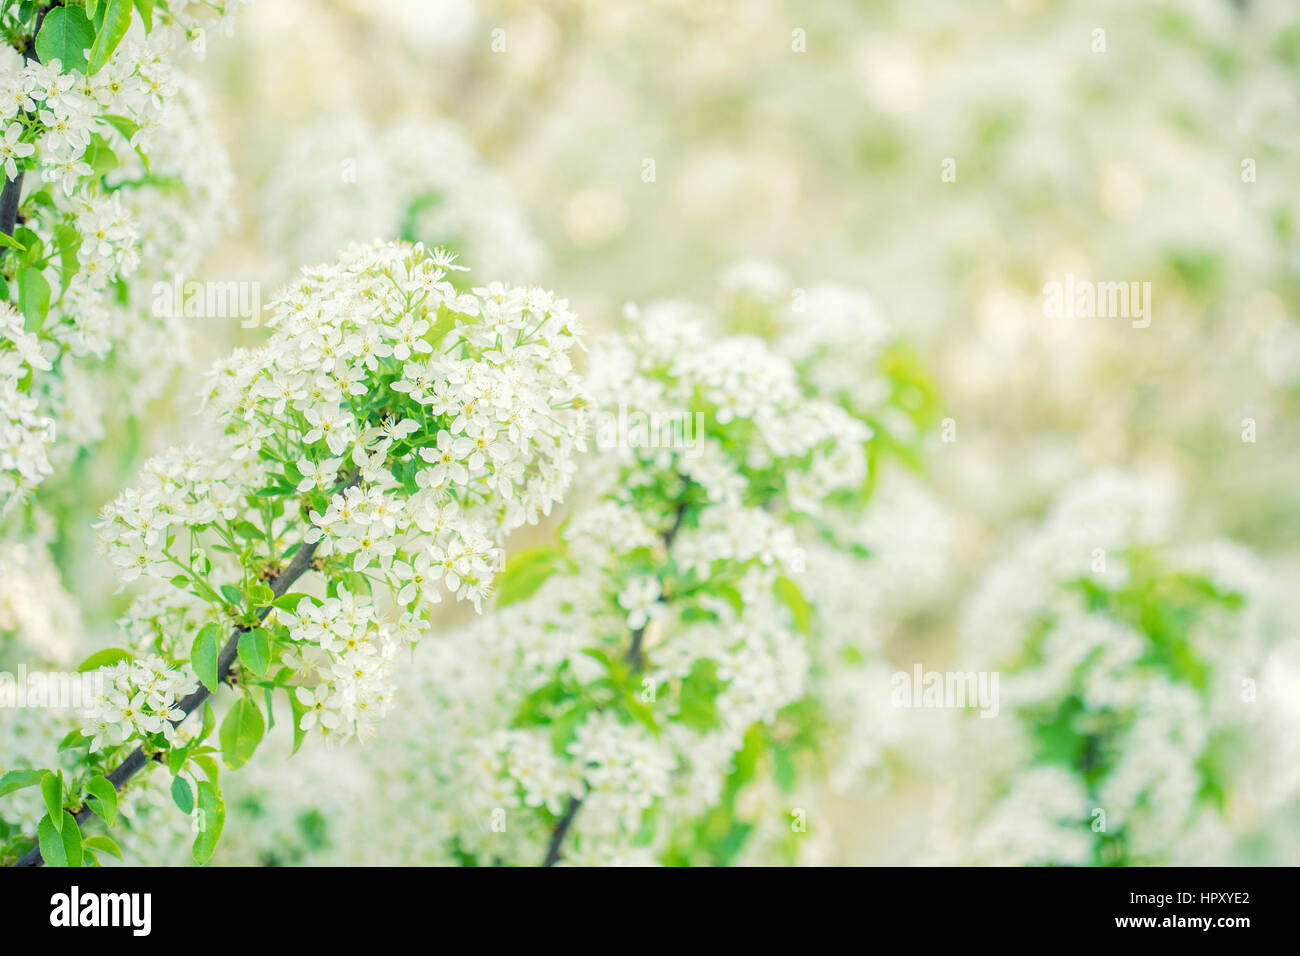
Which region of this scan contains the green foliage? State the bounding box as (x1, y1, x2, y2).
(219, 693, 265, 769)
(76, 647, 132, 672)
(495, 545, 569, 607)
(191, 622, 220, 692)
(34, 5, 95, 72)
(86, 0, 134, 75)
(237, 627, 271, 676)
(37, 812, 82, 867)
(192, 781, 225, 865)
(85, 775, 118, 827)
(0, 769, 47, 798)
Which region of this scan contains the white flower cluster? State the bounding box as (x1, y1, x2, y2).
(282, 589, 400, 743)
(940, 470, 1298, 865)
(81, 655, 197, 753)
(0, 533, 83, 666)
(262, 115, 546, 282)
(93, 241, 586, 746)
(270, 305, 871, 865)
(720, 261, 905, 431)
(0, 3, 243, 511)
(591, 299, 870, 513)
(0, 302, 53, 498)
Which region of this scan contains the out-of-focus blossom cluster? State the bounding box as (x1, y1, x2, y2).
(262, 116, 545, 283)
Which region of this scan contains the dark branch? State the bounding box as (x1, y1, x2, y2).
(13, 471, 360, 868)
(544, 492, 690, 866)
(624, 498, 687, 671)
(542, 795, 584, 867)
(0, 6, 47, 253)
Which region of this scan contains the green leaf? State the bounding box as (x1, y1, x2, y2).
(773, 746, 797, 795)
(82, 132, 119, 177)
(17, 266, 51, 332)
(85, 775, 118, 827)
(678, 659, 723, 732)
(75, 647, 133, 673)
(87, 0, 134, 75)
(198, 700, 216, 743)
(133, 0, 155, 32)
(0, 769, 46, 798)
(287, 686, 308, 757)
(623, 691, 659, 733)
(54, 223, 82, 295)
(495, 546, 565, 607)
(237, 627, 271, 676)
(57, 729, 88, 752)
(774, 576, 813, 636)
(99, 113, 139, 142)
(14, 226, 41, 264)
(219, 694, 265, 769)
(41, 773, 63, 831)
(35, 5, 96, 73)
(37, 812, 83, 867)
(219, 584, 242, 607)
(170, 776, 194, 814)
(193, 754, 220, 786)
(191, 622, 220, 693)
(192, 781, 225, 865)
(82, 834, 123, 860)
(272, 592, 315, 613)
(0, 232, 26, 251)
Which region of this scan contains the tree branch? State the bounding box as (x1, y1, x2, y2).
(543, 492, 690, 866)
(13, 470, 360, 868)
(0, 6, 48, 255)
(542, 795, 583, 867)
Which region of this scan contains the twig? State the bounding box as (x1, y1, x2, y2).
(541, 795, 584, 867)
(0, 6, 48, 255)
(13, 471, 360, 868)
(543, 493, 690, 866)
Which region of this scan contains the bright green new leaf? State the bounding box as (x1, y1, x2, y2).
(0, 769, 46, 798)
(17, 267, 51, 332)
(219, 694, 264, 769)
(191, 622, 220, 692)
(82, 834, 123, 860)
(287, 686, 308, 757)
(237, 627, 271, 675)
(82, 132, 119, 177)
(75, 647, 133, 672)
(34, 5, 96, 73)
(171, 776, 194, 814)
(37, 812, 82, 867)
(87, 0, 134, 75)
(192, 781, 225, 865)
(495, 546, 566, 607)
(86, 775, 118, 827)
(133, 0, 155, 32)
(40, 772, 62, 832)
(774, 576, 813, 636)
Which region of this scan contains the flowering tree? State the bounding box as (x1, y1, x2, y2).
(1, 239, 587, 865)
(936, 471, 1298, 865)
(1, 0, 243, 515)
